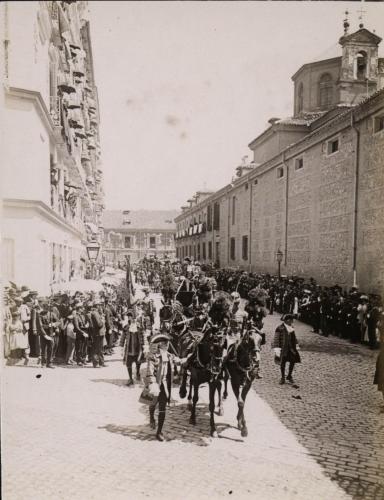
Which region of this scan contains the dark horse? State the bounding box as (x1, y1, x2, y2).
(179, 323, 226, 437)
(223, 327, 258, 437)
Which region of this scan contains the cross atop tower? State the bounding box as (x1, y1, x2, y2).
(357, 0, 366, 29)
(343, 10, 350, 35)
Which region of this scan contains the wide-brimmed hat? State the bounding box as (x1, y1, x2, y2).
(150, 334, 170, 344)
(281, 314, 294, 322)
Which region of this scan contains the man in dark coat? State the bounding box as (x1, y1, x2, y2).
(90, 302, 106, 368)
(73, 303, 88, 366)
(272, 314, 301, 384)
(120, 312, 144, 386)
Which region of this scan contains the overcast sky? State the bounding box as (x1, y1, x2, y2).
(89, 1, 384, 212)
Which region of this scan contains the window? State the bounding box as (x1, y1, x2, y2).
(356, 51, 367, 80)
(122, 210, 131, 225)
(297, 82, 303, 114)
(374, 115, 384, 133)
(124, 236, 131, 248)
(232, 196, 236, 225)
(215, 242, 220, 265)
(245, 183, 249, 191)
(295, 157, 304, 170)
(202, 242, 206, 260)
(230, 237, 236, 260)
(327, 138, 339, 155)
(254, 179, 258, 185)
(149, 236, 156, 249)
(242, 235, 248, 260)
(213, 202, 220, 230)
(208, 241, 212, 259)
(319, 73, 333, 109)
(207, 204, 212, 231)
(277, 167, 284, 179)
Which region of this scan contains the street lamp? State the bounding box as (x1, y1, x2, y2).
(276, 248, 283, 279)
(86, 240, 101, 279)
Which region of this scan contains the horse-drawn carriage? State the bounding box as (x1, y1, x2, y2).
(157, 291, 261, 438)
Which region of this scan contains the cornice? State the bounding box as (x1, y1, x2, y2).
(104, 228, 176, 234)
(5, 86, 63, 143)
(291, 57, 341, 82)
(176, 89, 384, 224)
(174, 183, 233, 222)
(2, 198, 83, 240)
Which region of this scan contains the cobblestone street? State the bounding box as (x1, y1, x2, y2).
(258, 313, 384, 500)
(2, 302, 383, 500)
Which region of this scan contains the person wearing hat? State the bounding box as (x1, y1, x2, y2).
(73, 303, 89, 366)
(38, 302, 56, 368)
(89, 302, 107, 368)
(142, 289, 155, 329)
(120, 311, 144, 386)
(367, 296, 382, 350)
(272, 314, 301, 385)
(229, 292, 247, 343)
(8, 307, 29, 364)
(64, 314, 76, 365)
(145, 333, 178, 442)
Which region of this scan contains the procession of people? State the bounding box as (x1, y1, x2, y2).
(3, 254, 384, 441)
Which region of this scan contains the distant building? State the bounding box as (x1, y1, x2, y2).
(102, 210, 179, 265)
(1, 1, 104, 294)
(175, 23, 384, 293)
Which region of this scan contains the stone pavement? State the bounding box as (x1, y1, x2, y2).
(258, 313, 384, 500)
(1, 300, 383, 500)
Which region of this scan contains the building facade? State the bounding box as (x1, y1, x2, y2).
(175, 24, 384, 294)
(1, 1, 104, 294)
(102, 210, 178, 265)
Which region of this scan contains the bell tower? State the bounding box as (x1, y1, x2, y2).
(338, 13, 382, 104)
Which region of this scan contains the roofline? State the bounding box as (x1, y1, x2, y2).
(176, 88, 384, 223)
(339, 28, 382, 46)
(291, 56, 341, 81)
(175, 184, 233, 222)
(104, 227, 176, 232)
(248, 121, 308, 150)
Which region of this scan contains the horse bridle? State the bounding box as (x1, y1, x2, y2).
(196, 326, 226, 378)
(231, 331, 258, 381)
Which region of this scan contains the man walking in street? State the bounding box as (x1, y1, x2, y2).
(272, 314, 301, 385)
(90, 302, 107, 368)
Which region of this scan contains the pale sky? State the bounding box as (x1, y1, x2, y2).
(89, 1, 384, 211)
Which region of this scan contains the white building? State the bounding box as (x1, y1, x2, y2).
(1, 1, 104, 295)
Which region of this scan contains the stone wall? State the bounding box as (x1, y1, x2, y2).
(356, 108, 384, 293)
(175, 91, 384, 292)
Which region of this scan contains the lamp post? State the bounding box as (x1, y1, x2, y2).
(276, 248, 283, 279)
(86, 240, 101, 279)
